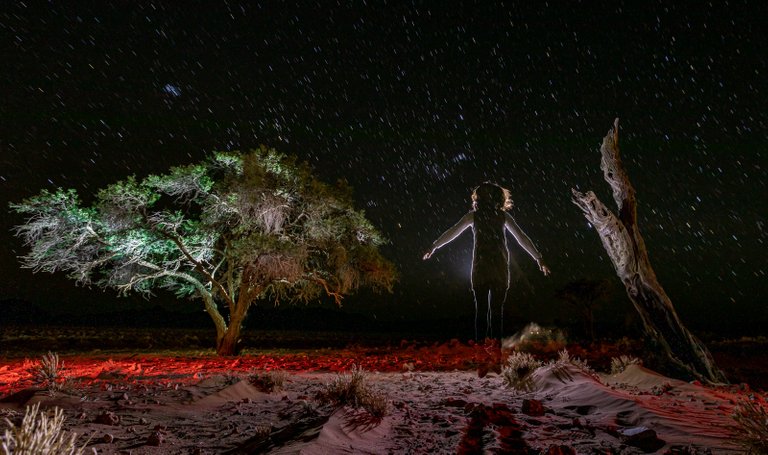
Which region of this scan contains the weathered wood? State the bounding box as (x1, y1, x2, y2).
(572, 119, 727, 384)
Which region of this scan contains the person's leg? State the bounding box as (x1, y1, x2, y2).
(471, 287, 481, 341)
(472, 284, 492, 342)
(485, 288, 493, 339)
(488, 282, 509, 341)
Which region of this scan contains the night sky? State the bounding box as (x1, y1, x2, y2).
(1, 2, 766, 336)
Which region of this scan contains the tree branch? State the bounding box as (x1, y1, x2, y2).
(598, 118, 637, 226)
(311, 275, 344, 306)
(156, 228, 234, 309)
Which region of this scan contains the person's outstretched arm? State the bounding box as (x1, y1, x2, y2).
(504, 212, 551, 275)
(423, 212, 473, 260)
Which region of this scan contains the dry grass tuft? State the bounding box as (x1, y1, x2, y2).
(1, 402, 91, 455)
(29, 352, 67, 395)
(501, 352, 542, 392)
(248, 370, 288, 392)
(320, 365, 388, 417)
(552, 349, 599, 381)
(731, 396, 768, 454)
(610, 355, 642, 375)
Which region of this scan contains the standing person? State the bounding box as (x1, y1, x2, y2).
(423, 182, 550, 342)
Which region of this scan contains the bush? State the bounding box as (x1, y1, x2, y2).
(248, 370, 288, 392)
(610, 355, 642, 375)
(320, 365, 388, 417)
(29, 352, 66, 395)
(555, 350, 597, 377)
(501, 352, 542, 392)
(1, 403, 91, 455)
(731, 396, 768, 454)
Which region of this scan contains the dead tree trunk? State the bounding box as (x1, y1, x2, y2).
(571, 118, 727, 384)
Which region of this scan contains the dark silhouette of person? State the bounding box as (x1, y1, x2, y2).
(423, 182, 550, 341)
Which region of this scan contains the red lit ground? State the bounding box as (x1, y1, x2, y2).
(0, 334, 763, 454)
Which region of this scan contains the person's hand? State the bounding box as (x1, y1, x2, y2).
(423, 250, 433, 260)
(537, 259, 551, 276)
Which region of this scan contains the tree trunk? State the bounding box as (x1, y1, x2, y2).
(215, 296, 252, 356)
(216, 325, 242, 356)
(571, 118, 727, 384)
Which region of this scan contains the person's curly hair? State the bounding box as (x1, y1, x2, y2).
(471, 181, 513, 211)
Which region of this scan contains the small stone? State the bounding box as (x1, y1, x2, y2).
(146, 430, 164, 446)
(139, 417, 148, 425)
(101, 433, 114, 443)
(95, 412, 120, 425)
(522, 399, 545, 416)
(621, 426, 665, 452)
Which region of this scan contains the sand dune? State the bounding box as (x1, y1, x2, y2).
(0, 353, 751, 454)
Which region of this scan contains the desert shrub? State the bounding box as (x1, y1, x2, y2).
(1, 403, 91, 455)
(557, 350, 596, 375)
(548, 350, 600, 383)
(610, 355, 642, 375)
(502, 323, 566, 354)
(29, 352, 66, 394)
(731, 396, 768, 454)
(320, 365, 388, 417)
(253, 425, 271, 438)
(502, 352, 542, 392)
(248, 370, 288, 392)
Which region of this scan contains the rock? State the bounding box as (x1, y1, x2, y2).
(101, 433, 114, 443)
(621, 426, 666, 452)
(94, 412, 120, 425)
(521, 399, 545, 416)
(146, 430, 164, 446)
(441, 397, 467, 408)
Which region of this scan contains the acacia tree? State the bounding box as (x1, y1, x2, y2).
(11, 148, 396, 355)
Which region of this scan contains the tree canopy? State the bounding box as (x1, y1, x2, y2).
(11, 148, 396, 354)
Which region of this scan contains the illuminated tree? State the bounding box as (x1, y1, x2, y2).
(10, 148, 396, 355)
(572, 119, 726, 383)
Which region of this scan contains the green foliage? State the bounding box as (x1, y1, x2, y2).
(11, 148, 396, 326)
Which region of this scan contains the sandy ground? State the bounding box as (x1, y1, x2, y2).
(0, 353, 750, 454)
